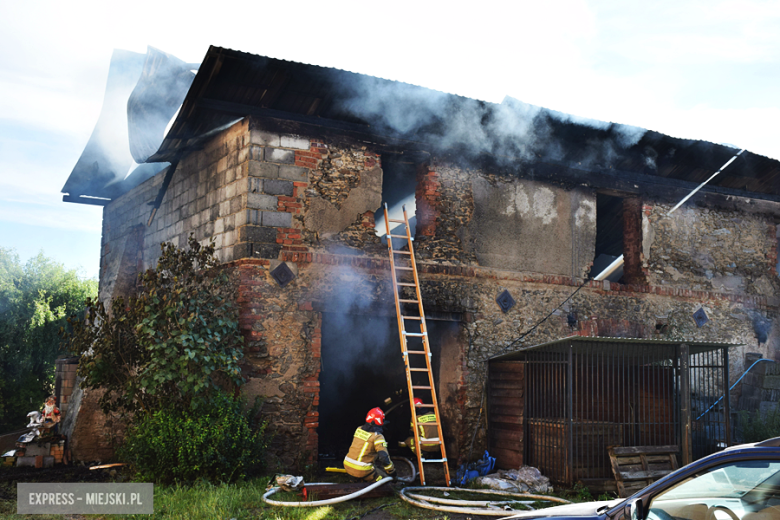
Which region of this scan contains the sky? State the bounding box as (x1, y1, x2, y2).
(1, 0, 778, 280)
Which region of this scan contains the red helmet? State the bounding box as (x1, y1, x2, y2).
(365, 407, 385, 426)
(413, 398, 423, 406)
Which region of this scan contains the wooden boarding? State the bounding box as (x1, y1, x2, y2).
(608, 445, 679, 498)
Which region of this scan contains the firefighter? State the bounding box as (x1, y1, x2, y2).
(343, 407, 396, 482)
(399, 398, 440, 454)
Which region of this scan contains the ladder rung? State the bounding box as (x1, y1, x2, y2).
(395, 266, 413, 271)
(409, 368, 429, 372)
(388, 219, 406, 224)
(405, 350, 428, 355)
(397, 283, 416, 287)
(387, 234, 409, 239)
(421, 458, 447, 463)
(402, 316, 422, 320)
(412, 386, 432, 390)
(393, 251, 412, 255)
(399, 299, 419, 303)
(402, 331, 427, 337)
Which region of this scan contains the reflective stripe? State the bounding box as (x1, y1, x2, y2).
(374, 440, 387, 448)
(344, 456, 372, 469)
(358, 439, 370, 462)
(420, 437, 440, 444)
(354, 428, 371, 441)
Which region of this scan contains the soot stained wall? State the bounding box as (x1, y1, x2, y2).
(87, 118, 779, 470)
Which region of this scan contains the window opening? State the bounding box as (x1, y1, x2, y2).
(589, 193, 624, 282)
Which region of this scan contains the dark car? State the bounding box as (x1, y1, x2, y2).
(502, 438, 780, 520)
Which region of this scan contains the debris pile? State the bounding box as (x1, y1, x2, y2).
(476, 465, 553, 494)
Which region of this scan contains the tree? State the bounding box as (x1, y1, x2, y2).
(64, 236, 245, 416)
(0, 249, 97, 432)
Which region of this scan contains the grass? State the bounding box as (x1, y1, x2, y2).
(0, 469, 618, 519)
(0, 476, 475, 519)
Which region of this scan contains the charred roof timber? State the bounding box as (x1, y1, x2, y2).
(64, 46, 780, 209)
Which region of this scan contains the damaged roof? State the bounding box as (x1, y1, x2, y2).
(64, 45, 780, 204)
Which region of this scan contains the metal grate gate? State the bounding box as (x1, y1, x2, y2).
(488, 337, 736, 487)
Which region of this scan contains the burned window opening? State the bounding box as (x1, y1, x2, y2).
(374, 156, 418, 249)
(317, 312, 445, 468)
(589, 193, 625, 282)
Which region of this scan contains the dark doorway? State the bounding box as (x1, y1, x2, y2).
(318, 312, 446, 467)
(589, 193, 624, 282)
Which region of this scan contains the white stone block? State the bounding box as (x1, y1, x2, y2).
(250, 129, 281, 147)
(281, 135, 311, 150)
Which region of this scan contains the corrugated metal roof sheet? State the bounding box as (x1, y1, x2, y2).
(64, 45, 780, 202)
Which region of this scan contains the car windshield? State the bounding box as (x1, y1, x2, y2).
(657, 460, 780, 500)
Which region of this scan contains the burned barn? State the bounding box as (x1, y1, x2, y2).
(61, 46, 780, 472)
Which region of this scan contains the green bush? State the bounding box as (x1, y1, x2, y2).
(737, 409, 780, 444)
(121, 393, 268, 484)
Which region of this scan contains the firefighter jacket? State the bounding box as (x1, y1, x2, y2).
(409, 413, 440, 453)
(343, 424, 395, 479)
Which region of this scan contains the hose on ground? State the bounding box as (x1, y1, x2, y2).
(398, 486, 571, 517)
(262, 478, 393, 507)
(390, 456, 416, 483)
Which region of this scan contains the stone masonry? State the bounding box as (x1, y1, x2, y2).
(77, 116, 780, 469)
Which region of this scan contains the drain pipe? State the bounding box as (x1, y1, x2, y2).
(696, 357, 776, 421)
(593, 148, 745, 281)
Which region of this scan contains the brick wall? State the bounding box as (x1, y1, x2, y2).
(623, 197, 647, 285)
(415, 164, 441, 237)
(54, 358, 79, 417)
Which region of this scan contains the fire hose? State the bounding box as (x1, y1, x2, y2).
(262, 478, 393, 507)
(398, 486, 571, 517)
(262, 457, 416, 507)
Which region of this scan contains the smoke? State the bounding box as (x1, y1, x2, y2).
(320, 264, 396, 381)
(750, 312, 772, 344)
(63, 47, 195, 200)
(329, 71, 652, 173)
(62, 49, 145, 199)
(318, 263, 407, 452)
(127, 47, 196, 164)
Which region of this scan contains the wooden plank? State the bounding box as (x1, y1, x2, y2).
(488, 388, 524, 398)
(490, 361, 525, 373)
(492, 447, 523, 470)
(489, 396, 521, 407)
(490, 429, 524, 441)
(489, 422, 523, 433)
(609, 445, 679, 498)
(489, 371, 524, 380)
(490, 414, 523, 425)
(490, 438, 523, 450)
(611, 445, 678, 456)
(620, 469, 675, 480)
(488, 405, 523, 417)
(489, 381, 524, 390)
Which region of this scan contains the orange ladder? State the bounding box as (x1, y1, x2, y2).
(383, 203, 451, 486)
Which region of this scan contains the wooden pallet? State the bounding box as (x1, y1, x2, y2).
(608, 445, 679, 498)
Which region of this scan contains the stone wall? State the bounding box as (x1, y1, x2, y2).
(737, 352, 780, 415)
(414, 161, 597, 279)
(643, 203, 779, 297)
(84, 117, 780, 468)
